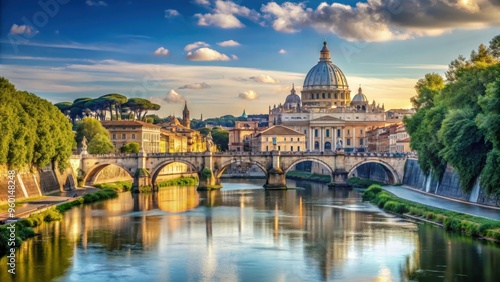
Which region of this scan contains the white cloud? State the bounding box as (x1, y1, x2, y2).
(179, 82, 211, 89)
(217, 39, 240, 47)
(186, 48, 231, 61)
(194, 0, 210, 6)
(279, 49, 286, 54)
(165, 9, 180, 18)
(239, 90, 259, 100)
(0, 58, 417, 117)
(231, 54, 238, 60)
(260, 0, 500, 42)
(153, 47, 169, 56)
(184, 41, 210, 51)
(9, 24, 37, 35)
(86, 0, 107, 7)
(164, 89, 185, 103)
(195, 0, 260, 28)
(249, 74, 279, 84)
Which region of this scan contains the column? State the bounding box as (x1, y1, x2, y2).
(353, 126, 356, 149)
(320, 126, 324, 151)
(309, 126, 314, 151)
(333, 127, 337, 151)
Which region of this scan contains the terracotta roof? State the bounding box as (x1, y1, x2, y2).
(397, 137, 411, 143)
(101, 120, 160, 128)
(259, 125, 304, 136)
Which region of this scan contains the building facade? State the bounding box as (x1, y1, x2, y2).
(251, 125, 306, 152)
(101, 120, 161, 153)
(269, 41, 386, 152)
(228, 121, 260, 151)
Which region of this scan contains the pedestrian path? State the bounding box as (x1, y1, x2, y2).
(0, 187, 99, 223)
(383, 185, 500, 221)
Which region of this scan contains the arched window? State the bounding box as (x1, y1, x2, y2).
(314, 141, 319, 150)
(324, 142, 331, 150)
(322, 93, 325, 99)
(334, 93, 338, 99)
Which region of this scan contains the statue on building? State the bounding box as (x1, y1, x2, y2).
(336, 140, 343, 150)
(205, 132, 214, 152)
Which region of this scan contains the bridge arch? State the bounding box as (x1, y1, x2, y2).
(283, 158, 334, 182)
(150, 159, 200, 185)
(83, 163, 134, 186)
(348, 159, 400, 184)
(214, 159, 268, 179)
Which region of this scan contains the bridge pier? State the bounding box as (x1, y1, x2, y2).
(264, 151, 287, 190)
(198, 152, 222, 191)
(330, 169, 351, 188)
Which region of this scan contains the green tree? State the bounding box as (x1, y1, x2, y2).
(211, 127, 229, 151)
(99, 93, 128, 120)
(75, 118, 110, 146)
(88, 133, 115, 154)
(121, 142, 140, 153)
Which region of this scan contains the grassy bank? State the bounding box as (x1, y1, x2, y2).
(94, 180, 132, 192)
(363, 185, 500, 242)
(0, 196, 46, 213)
(156, 176, 198, 187)
(348, 177, 385, 188)
(286, 170, 331, 183)
(0, 188, 118, 256)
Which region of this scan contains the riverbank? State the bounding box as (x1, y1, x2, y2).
(286, 171, 384, 188)
(0, 188, 117, 256)
(363, 185, 500, 243)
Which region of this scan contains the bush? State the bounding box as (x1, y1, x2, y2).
(366, 184, 382, 194)
(443, 217, 462, 231)
(425, 212, 435, 220)
(383, 201, 408, 214)
(375, 193, 392, 208)
(43, 209, 63, 221)
(435, 215, 445, 224)
(362, 191, 375, 201)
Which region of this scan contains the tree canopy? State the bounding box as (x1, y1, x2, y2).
(404, 35, 500, 195)
(75, 118, 115, 154)
(0, 78, 74, 171)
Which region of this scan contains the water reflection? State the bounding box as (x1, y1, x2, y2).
(1, 180, 499, 281)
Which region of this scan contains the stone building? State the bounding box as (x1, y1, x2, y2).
(251, 125, 306, 152)
(101, 120, 161, 153)
(228, 121, 261, 151)
(269, 41, 386, 152)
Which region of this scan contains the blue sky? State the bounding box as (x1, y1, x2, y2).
(1, 0, 499, 118)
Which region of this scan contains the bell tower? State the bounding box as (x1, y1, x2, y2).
(182, 101, 190, 128)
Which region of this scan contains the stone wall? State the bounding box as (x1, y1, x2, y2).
(0, 164, 76, 203)
(354, 163, 390, 183)
(403, 159, 499, 207)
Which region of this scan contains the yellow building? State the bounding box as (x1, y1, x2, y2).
(251, 125, 306, 152)
(228, 121, 260, 151)
(101, 120, 161, 153)
(159, 116, 207, 153)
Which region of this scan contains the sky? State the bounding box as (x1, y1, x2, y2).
(1, 0, 499, 118)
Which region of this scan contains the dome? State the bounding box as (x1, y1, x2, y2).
(284, 84, 301, 106)
(351, 87, 368, 103)
(303, 41, 349, 91)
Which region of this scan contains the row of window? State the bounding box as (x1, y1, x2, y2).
(265, 137, 301, 142)
(265, 146, 301, 151)
(312, 129, 364, 138)
(309, 93, 345, 100)
(112, 133, 136, 140)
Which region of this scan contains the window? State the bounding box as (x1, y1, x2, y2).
(122, 134, 126, 139)
(347, 139, 351, 146)
(337, 129, 341, 137)
(326, 129, 330, 137)
(304, 130, 307, 134)
(311, 94, 314, 99)
(266, 137, 268, 141)
(347, 129, 350, 135)
(284, 137, 286, 141)
(266, 146, 269, 151)
(322, 93, 325, 99)
(334, 93, 338, 99)
(291, 146, 294, 151)
(360, 138, 364, 146)
(328, 93, 331, 98)
(316, 93, 319, 99)
(297, 138, 300, 142)
(112, 134, 116, 140)
(360, 129, 363, 134)
(314, 129, 318, 137)
(278, 146, 281, 151)
(298, 146, 300, 151)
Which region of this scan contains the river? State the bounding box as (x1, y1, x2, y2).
(1, 179, 500, 281)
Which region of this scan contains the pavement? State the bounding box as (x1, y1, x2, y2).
(383, 185, 500, 221)
(0, 187, 99, 223)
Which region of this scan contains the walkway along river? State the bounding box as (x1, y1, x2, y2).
(1, 179, 499, 281)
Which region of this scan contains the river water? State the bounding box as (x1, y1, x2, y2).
(2, 179, 500, 281)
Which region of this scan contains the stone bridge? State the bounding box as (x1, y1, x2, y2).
(69, 151, 407, 191)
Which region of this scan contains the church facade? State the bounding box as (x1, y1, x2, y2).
(269, 41, 386, 152)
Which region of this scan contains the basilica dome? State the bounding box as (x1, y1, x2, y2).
(303, 41, 349, 91)
(351, 87, 368, 103)
(284, 84, 301, 109)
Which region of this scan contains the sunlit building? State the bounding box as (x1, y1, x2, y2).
(269, 41, 387, 152)
(101, 120, 161, 153)
(251, 125, 306, 152)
